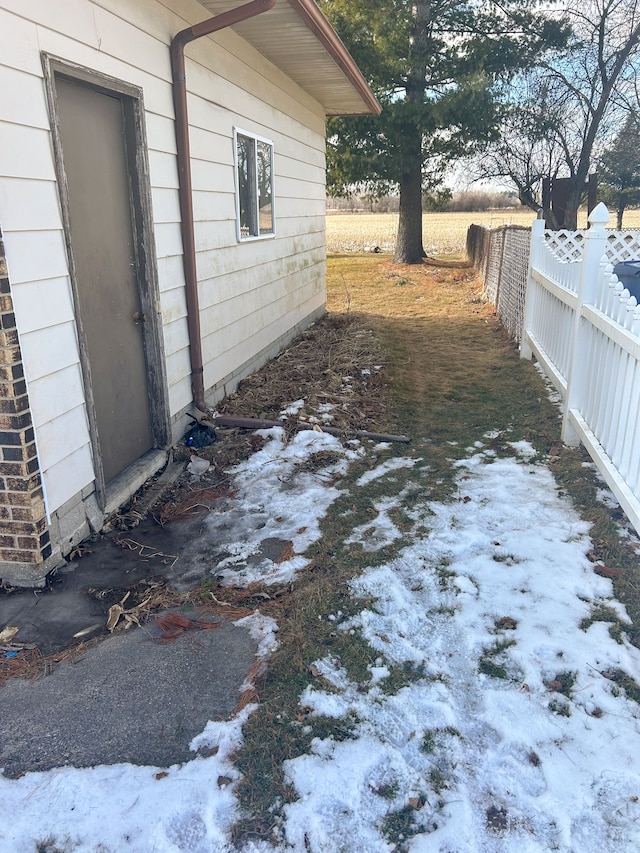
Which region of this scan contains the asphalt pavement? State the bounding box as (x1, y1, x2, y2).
(0, 504, 259, 777)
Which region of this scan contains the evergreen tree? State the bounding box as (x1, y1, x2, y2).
(320, 0, 567, 263)
(598, 115, 640, 229)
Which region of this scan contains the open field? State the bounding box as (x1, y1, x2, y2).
(326, 209, 640, 255)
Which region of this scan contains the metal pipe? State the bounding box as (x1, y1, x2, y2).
(170, 0, 277, 413)
(212, 415, 411, 444)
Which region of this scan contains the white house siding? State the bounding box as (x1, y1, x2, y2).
(0, 0, 327, 526)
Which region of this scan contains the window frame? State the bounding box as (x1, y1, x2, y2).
(233, 127, 275, 242)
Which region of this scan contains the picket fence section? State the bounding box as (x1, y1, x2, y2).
(521, 203, 640, 534)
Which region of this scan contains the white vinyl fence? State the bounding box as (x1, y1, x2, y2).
(521, 203, 640, 534)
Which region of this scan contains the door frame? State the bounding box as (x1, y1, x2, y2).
(42, 55, 170, 508)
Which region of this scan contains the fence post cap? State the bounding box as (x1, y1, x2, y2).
(588, 202, 610, 228)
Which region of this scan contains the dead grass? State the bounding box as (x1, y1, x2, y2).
(326, 210, 540, 254)
(230, 254, 640, 846)
(216, 312, 389, 435)
(326, 256, 562, 467)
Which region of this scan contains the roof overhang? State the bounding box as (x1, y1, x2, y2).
(196, 0, 381, 116)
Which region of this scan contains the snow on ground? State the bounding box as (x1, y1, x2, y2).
(356, 456, 420, 487)
(200, 428, 362, 587)
(278, 443, 640, 851)
(2, 433, 640, 852)
(0, 705, 255, 852)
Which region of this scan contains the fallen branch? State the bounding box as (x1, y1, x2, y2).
(115, 537, 179, 568)
(211, 415, 411, 444)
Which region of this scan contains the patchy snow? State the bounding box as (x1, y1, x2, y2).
(317, 403, 336, 423)
(280, 399, 305, 417)
(356, 455, 419, 486)
(345, 494, 405, 551)
(507, 439, 537, 460)
(3, 432, 640, 852)
(204, 428, 361, 586)
(280, 452, 640, 852)
(234, 611, 280, 660)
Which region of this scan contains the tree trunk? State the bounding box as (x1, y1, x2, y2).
(393, 0, 430, 265)
(394, 132, 425, 264)
(617, 205, 625, 229)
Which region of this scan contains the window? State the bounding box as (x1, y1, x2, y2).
(234, 128, 274, 240)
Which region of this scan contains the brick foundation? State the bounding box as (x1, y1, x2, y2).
(0, 227, 53, 586)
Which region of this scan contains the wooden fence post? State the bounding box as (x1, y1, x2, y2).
(520, 211, 546, 361)
(561, 202, 610, 444)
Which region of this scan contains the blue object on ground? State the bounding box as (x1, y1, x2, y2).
(184, 422, 217, 448)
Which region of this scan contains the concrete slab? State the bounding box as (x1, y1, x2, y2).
(0, 612, 256, 777)
(0, 469, 269, 779)
(0, 505, 235, 655)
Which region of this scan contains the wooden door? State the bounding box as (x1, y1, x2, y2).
(54, 76, 153, 485)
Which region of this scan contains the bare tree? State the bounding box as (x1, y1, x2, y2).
(479, 0, 640, 228)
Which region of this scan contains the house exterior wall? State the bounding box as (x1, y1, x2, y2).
(0, 0, 328, 584)
(0, 227, 58, 585)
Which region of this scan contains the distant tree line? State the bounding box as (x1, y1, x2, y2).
(326, 190, 522, 214)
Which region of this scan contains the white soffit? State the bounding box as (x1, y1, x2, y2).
(197, 0, 381, 115)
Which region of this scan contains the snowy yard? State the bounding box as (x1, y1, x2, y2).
(3, 424, 640, 852)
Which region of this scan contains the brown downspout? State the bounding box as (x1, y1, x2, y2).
(170, 0, 277, 414)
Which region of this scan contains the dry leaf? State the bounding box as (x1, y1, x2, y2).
(106, 592, 144, 632)
(155, 771, 169, 780)
(73, 623, 103, 639)
(594, 566, 624, 579)
(0, 626, 19, 644)
(276, 541, 295, 563)
(106, 605, 123, 632)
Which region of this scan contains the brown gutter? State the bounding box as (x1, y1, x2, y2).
(286, 0, 381, 116)
(170, 0, 277, 413)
